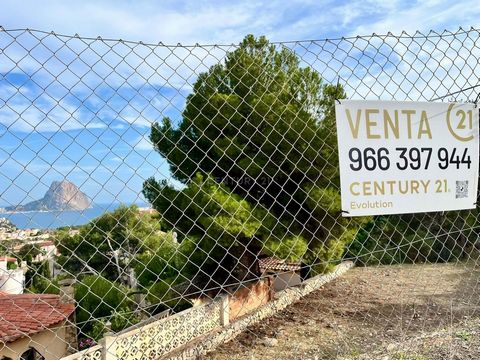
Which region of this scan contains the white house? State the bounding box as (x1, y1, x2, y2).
(0, 257, 25, 295)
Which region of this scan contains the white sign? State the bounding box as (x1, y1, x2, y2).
(335, 100, 479, 216)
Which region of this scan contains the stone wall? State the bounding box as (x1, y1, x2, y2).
(59, 279, 78, 354)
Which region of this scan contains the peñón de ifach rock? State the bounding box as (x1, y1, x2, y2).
(5, 180, 91, 212)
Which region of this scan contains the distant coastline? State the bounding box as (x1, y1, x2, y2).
(0, 209, 62, 214)
(1, 203, 149, 230)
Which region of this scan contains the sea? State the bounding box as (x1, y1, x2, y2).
(0, 203, 147, 229)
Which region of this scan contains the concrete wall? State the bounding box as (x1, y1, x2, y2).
(103, 299, 223, 360)
(166, 262, 354, 360)
(0, 324, 68, 360)
(60, 262, 354, 360)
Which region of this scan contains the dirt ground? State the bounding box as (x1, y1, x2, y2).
(204, 263, 480, 360)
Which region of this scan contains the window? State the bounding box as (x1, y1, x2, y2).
(20, 348, 44, 360)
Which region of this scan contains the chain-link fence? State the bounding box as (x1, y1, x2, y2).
(1, 26, 480, 360)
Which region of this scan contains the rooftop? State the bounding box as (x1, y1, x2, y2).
(0, 293, 74, 342)
(259, 257, 301, 272)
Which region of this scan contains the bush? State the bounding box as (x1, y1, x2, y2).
(29, 277, 60, 295)
(347, 213, 478, 266)
(75, 275, 132, 335)
(88, 309, 140, 341)
(134, 243, 178, 287)
(146, 279, 192, 313)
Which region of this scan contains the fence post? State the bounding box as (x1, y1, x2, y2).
(219, 295, 230, 326)
(102, 334, 117, 360)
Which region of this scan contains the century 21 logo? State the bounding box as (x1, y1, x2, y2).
(446, 104, 475, 142)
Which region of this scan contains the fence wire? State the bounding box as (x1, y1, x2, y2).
(0, 26, 480, 360)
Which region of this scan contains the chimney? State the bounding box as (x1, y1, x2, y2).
(59, 278, 75, 304)
(59, 278, 78, 354)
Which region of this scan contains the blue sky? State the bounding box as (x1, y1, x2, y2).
(1, 0, 479, 207)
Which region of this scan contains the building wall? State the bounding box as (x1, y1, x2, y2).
(272, 271, 302, 292)
(229, 277, 273, 321)
(0, 324, 68, 360)
(0, 269, 24, 294)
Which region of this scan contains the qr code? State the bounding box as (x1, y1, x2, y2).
(456, 180, 468, 199)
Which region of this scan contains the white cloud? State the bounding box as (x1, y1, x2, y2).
(0, 94, 108, 132)
(349, 0, 480, 36)
(0, 1, 266, 45)
(1, 0, 479, 207)
(133, 135, 154, 151)
(1, 0, 479, 132)
(1, 0, 475, 45)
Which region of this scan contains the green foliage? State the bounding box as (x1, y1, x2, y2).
(263, 235, 308, 262)
(184, 173, 266, 245)
(88, 309, 140, 341)
(89, 321, 108, 342)
(456, 331, 472, 342)
(24, 260, 56, 292)
(170, 236, 217, 282)
(55, 204, 194, 330)
(143, 34, 357, 277)
(347, 212, 478, 266)
(56, 205, 164, 281)
(133, 234, 179, 287)
(26, 261, 59, 294)
(110, 309, 140, 331)
(17, 243, 42, 264)
(146, 35, 328, 184)
(144, 173, 275, 282)
(147, 279, 192, 313)
(75, 275, 132, 335)
(29, 277, 60, 295)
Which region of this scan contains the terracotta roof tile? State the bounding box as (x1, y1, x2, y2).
(259, 257, 301, 272)
(0, 293, 74, 342)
